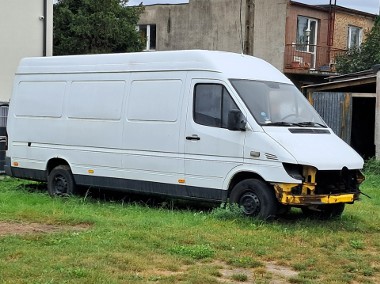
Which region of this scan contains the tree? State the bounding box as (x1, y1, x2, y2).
(53, 0, 145, 55)
(336, 16, 380, 74)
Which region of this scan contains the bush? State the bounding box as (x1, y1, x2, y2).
(363, 158, 380, 175)
(210, 203, 244, 221)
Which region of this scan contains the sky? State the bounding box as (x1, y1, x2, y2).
(127, 0, 380, 15)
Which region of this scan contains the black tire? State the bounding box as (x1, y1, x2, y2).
(229, 179, 278, 220)
(47, 165, 76, 197)
(277, 203, 291, 216)
(301, 203, 345, 220)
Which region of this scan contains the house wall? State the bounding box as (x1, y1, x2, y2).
(139, 0, 244, 54)
(139, 0, 288, 71)
(285, 4, 329, 46)
(334, 11, 375, 50)
(0, 0, 53, 103)
(253, 0, 288, 71)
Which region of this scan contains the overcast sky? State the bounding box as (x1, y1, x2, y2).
(127, 0, 380, 15)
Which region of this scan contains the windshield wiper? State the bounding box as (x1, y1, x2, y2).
(264, 122, 297, 127)
(297, 122, 327, 128)
(264, 121, 327, 128)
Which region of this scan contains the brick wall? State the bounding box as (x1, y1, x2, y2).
(334, 11, 375, 50)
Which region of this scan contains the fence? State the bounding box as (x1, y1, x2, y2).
(284, 44, 346, 72)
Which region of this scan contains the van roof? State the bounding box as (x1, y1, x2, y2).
(17, 50, 291, 84)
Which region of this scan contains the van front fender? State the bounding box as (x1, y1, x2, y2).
(223, 162, 301, 192)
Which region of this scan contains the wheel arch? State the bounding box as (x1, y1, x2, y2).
(46, 158, 71, 175)
(226, 171, 267, 198)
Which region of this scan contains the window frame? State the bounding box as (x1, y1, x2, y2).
(137, 24, 157, 51)
(296, 16, 318, 53)
(347, 25, 363, 49)
(193, 83, 239, 129)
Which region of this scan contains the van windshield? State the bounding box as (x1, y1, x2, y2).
(230, 79, 326, 127)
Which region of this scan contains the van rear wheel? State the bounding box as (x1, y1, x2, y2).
(229, 179, 277, 220)
(47, 165, 76, 197)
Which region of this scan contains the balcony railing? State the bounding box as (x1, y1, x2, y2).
(284, 44, 346, 73)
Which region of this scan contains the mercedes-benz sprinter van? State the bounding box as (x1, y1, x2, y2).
(5, 50, 365, 219)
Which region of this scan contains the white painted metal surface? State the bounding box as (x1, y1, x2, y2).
(7, 50, 363, 196)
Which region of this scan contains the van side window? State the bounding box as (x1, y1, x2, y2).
(194, 84, 238, 128)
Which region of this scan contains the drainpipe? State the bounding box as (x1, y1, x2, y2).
(327, 0, 336, 47)
(244, 0, 255, 55)
(43, 0, 47, 56)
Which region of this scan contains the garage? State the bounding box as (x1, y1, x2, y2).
(303, 65, 380, 159)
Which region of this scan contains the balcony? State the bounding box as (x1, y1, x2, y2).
(284, 44, 347, 75)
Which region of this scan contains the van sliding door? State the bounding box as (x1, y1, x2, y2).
(122, 72, 186, 196)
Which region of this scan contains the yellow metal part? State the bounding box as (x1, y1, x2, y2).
(303, 166, 317, 184)
(273, 165, 358, 205)
(320, 194, 355, 204)
(273, 183, 356, 205)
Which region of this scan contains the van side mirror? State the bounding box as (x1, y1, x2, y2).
(227, 110, 246, 131)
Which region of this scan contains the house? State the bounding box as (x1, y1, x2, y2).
(0, 0, 53, 173)
(137, 0, 376, 87)
(138, 0, 288, 71)
(0, 0, 53, 104)
(284, 2, 376, 87)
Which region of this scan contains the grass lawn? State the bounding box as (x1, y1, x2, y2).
(0, 169, 379, 283)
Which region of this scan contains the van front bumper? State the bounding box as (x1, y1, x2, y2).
(273, 183, 360, 205)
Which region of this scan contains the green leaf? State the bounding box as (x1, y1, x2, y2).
(53, 0, 145, 55)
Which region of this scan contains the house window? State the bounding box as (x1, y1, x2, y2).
(348, 26, 362, 49)
(296, 16, 318, 52)
(137, 24, 156, 51)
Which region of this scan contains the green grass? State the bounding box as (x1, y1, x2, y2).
(0, 171, 379, 283)
(231, 273, 248, 282)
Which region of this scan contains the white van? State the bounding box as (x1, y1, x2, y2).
(5, 50, 365, 219)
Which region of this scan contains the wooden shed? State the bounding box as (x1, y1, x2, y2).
(303, 66, 380, 159)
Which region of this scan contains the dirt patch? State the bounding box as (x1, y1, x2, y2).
(266, 261, 299, 279)
(139, 260, 299, 283)
(0, 221, 90, 236)
(212, 260, 298, 283)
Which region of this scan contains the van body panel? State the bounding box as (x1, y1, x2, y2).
(263, 127, 364, 170)
(72, 174, 226, 202)
(243, 131, 298, 165)
(16, 50, 292, 85)
(222, 162, 301, 191)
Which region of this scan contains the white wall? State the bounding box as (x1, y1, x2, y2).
(0, 0, 53, 103)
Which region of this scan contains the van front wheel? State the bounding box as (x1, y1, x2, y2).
(229, 179, 277, 220)
(47, 165, 76, 197)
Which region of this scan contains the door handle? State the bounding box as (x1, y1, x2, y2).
(186, 135, 200, 141)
